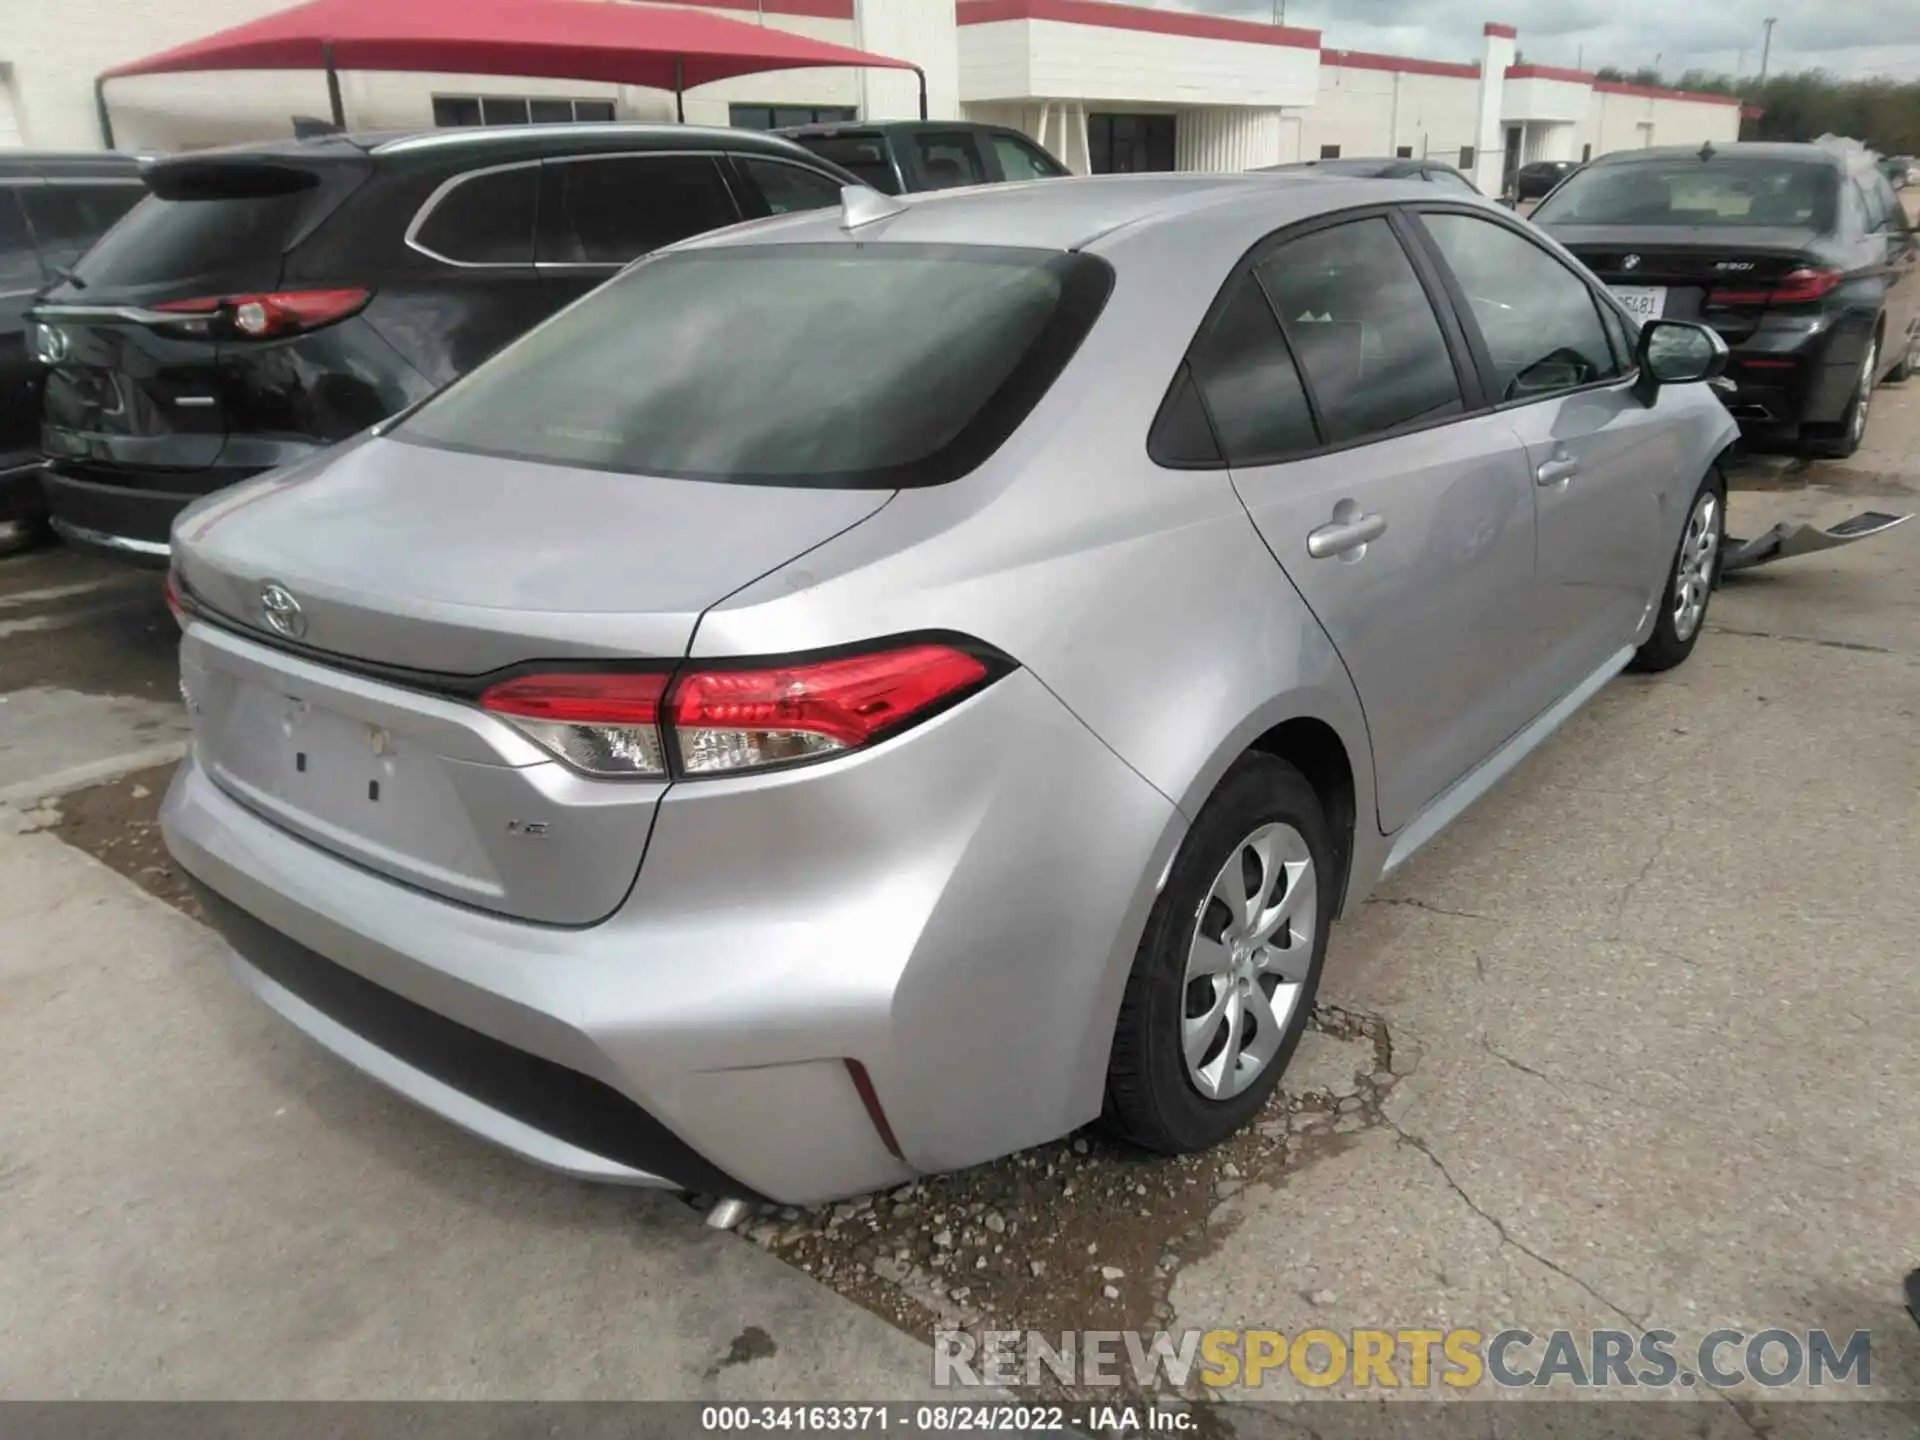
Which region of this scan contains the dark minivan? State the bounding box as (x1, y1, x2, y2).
(1531, 141, 1920, 456)
(31, 124, 858, 564)
(775, 120, 1068, 194)
(2, 153, 145, 530)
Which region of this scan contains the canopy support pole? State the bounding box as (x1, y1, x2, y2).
(95, 76, 116, 149)
(914, 65, 927, 120)
(323, 42, 346, 127)
(674, 56, 685, 122)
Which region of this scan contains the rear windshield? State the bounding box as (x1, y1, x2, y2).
(70, 162, 363, 290)
(789, 135, 901, 194)
(397, 243, 1113, 489)
(1532, 158, 1840, 230)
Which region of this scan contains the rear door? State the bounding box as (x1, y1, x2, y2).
(1413, 207, 1675, 699)
(535, 152, 742, 307)
(903, 129, 994, 192)
(1861, 167, 1920, 370)
(34, 156, 366, 474)
(0, 186, 43, 473)
(1206, 210, 1542, 833)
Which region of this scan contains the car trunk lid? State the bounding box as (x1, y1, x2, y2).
(171, 435, 893, 924)
(1552, 224, 1826, 342)
(34, 149, 369, 476)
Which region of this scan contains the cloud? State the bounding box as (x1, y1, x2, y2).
(1153, 0, 1920, 77)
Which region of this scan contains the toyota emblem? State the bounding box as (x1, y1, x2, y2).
(259, 582, 307, 640)
(1622, 253, 1642, 271)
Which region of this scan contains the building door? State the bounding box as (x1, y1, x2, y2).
(1088, 113, 1175, 174)
(1502, 125, 1523, 195)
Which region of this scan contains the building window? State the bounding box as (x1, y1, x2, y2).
(433, 96, 616, 127)
(1396, 145, 1414, 158)
(1582, 142, 1593, 162)
(1458, 146, 1475, 170)
(1089, 113, 1176, 174)
(1319, 144, 1342, 160)
(730, 105, 858, 131)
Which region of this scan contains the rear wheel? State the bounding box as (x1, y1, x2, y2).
(1630, 469, 1725, 674)
(1889, 326, 1917, 384)
(1102, 754, 1333, 1154)
(1805, 328, 1879, 459)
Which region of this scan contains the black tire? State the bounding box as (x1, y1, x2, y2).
(1630, 467, 1726, 674)
(1102, 753, 1334, 1154)
(1803, 326, 1880, 459)
(1889, 328, 1917, 384)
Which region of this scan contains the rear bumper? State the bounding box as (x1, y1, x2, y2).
(40, 465, 230, 567)
(161, 665, 1183, 1204)
(1719, 312, 1871, 435)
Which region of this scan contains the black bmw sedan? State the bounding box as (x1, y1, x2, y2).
(1532, 140, 1919, 457)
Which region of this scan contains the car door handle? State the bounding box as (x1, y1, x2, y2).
(1306, 512, 1387, 559)
(1536, 456, 1580, 487)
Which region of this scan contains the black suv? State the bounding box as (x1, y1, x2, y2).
(2, 153, 145, 530)
(31, 124, 858, 565)
(774, 120, 1067, 194)
(1531, 141, 1920, 457)
(1258, 156, 1482, 194)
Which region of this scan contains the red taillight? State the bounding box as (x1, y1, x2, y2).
(481, 672, 669, 778)
(152, 288, 371, 338)
(478, 644, 996, 780)
(669, 644, 990, 776)
(1712, 268, 1843, 306)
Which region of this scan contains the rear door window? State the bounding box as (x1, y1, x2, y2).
(398, 244, 1113, 488)
(414, 164, 539, 265)
(789, 134, 900, 194)
(738, 157, 844, 216)
(540, 154, 739, 265)
(989, 133, 1065, 182)
(912, 132, 991, 190)
(1181, 274, 1317, 465)
(0, 190, 41, 290)
(18, 181, 144, 271)
(1253, 217, 1463, 445)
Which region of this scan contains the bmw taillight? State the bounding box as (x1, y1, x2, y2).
(479, 643, 1000, 781)
(151, 288, 371, 338)
(1711, 268, 1843, 306)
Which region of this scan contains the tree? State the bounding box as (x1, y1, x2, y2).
(1587, 61, 1920, 152)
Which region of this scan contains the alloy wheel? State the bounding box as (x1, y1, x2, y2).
(1182, 822, 1316, 1100)
(1672, 490, 1722, 643)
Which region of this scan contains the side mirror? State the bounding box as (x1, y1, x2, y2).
(1634, 319, 1728, 404)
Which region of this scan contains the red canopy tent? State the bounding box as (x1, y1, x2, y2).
(96, 0, 924, 146)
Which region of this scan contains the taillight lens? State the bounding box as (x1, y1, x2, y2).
(152, 288, 371, 338)
(1712, 268, 1843, 306)
(670, 644, 990, 776)
(162, 568, 187, 629)
(477, 643, 996, 780)
(480, 672, 669, 778)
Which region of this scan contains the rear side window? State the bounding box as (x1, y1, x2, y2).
(1254, 217, 1462, 445)
(991, 134, 1066, 182)
(0, 190, 40, 289)
(414, 165, 538, 265)
(1182, 275, 1317, 466)
(398, 244, 1113, 488)
(738, 158, 844, 216)
(18, 182, 143, 270)
(541, 155, 738, 265)
(914, 132, 990, 190)
(791, 135, 900, 194)
(1421, 212, 1621, 400)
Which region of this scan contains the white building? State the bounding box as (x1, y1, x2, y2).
(1, 0, 1741, 191)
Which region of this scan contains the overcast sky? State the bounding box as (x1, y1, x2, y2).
(1154, 2, 1920, 80)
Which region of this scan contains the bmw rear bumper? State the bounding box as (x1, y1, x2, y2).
(162, 666, 1182, 1204)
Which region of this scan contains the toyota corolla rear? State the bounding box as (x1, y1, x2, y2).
(160, 229, 1175, 1204)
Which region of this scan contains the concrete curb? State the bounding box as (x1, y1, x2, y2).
(0, 742, 187, 807)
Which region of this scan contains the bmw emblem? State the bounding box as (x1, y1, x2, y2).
(259, 581, 307, 640)
(1623, 253, 1642, 271)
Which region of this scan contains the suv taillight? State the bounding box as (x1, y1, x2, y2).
(152, 288, 371, 338)
(479, 643, 998, 780)
(1711, 268, 1843, 306)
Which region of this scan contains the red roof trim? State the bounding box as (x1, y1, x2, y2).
(659, 0, 855, 18)
(1323, 49, 1478, 80)
(1505, 63, 1593, 84)
(956, 0, 1319, 49)
(1593, 79, 1742, 107)
(1483, 22, 1518, 38)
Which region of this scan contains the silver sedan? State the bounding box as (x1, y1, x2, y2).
(161, 172, 1735, 1206)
